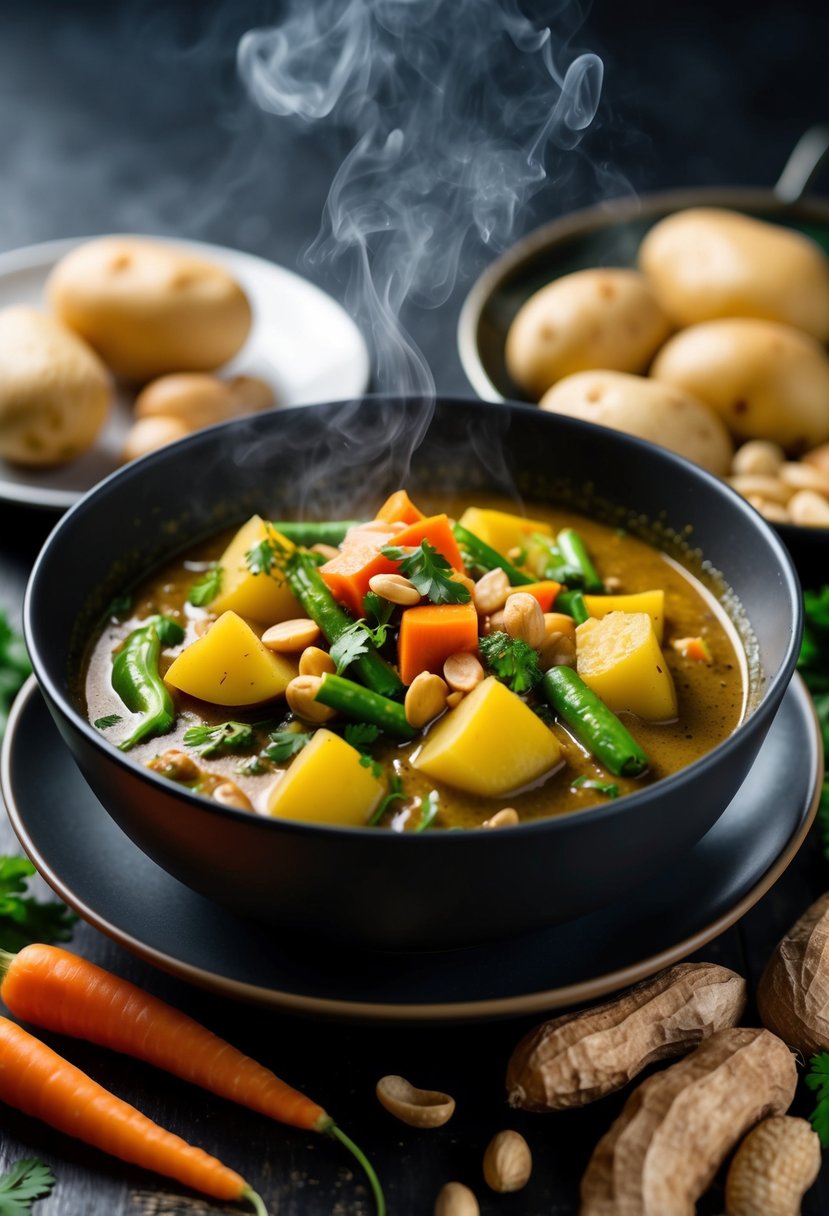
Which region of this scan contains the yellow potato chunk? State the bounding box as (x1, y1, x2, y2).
(456, 507, 552, 554)
(209, 516, 302, 624)
(266, 729, 383, 826)
(576, 612, 677, 722)
(583, 590, 666, 642)
(164, 611, 296, 706)
(412, 676, 561, 797)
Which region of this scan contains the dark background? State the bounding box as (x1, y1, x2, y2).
(1, 2, 828, 1213)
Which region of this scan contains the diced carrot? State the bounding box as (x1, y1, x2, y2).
(375, 489, 425, 525)
(342, 520, 404, 548)
(671, 636, 712, 662)
(394, 514, 465, 571)
(398, 602, 479, 685)
(319, 543, 397, 617)
(517, 580, 562, 613)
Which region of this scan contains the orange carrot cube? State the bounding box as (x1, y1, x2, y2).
(398, 602, 479, 685)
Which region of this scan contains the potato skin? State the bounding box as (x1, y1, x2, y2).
(540, 370, 733, 474)
(651, 318, 829, 452)
(46, 236, 252, 381)
(505, 268, 672, 400)
(639, 207, 829, 341)
(0, 305, 112, 466)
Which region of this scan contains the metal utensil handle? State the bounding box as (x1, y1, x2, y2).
(774, 124, 829, 203)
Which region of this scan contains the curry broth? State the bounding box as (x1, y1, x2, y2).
(82, 497, 746, 829)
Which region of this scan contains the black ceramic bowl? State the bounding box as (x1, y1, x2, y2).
(24, 396, 802, 950)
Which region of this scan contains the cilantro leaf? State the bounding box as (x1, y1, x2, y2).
(363, 590, 395, 628)
(571, 776, 619, 798)
(187, 564, 223, 606)
(0, 1158, 56, 1213)
(183, 721, 255, 757)
(329, 620, 390, 676)
(806, 1052, 829, 1146)
(245, 538, 280, 577)
(236, 755, 272, 777)
(263, 729, 313, 764)
(344, 723, 382, 750)
(0, 857, 77, 953)
(0, 611, 31, 742)
(798, 589, 829, 860)
(479, 631, 542, 694)
(380, 540, 470, 605)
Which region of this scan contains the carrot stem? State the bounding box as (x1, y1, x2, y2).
(242, 1186, 269, 1216)
(328, 1124, 386, 1216)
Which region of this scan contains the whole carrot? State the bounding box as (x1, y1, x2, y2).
(0, 944, 385, 1214)
(0, 1016, 266, 1213)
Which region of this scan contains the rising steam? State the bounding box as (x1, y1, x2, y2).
(238, 0, 603, 397)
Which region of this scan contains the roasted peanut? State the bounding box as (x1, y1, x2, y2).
(434, 1182, 479, 1216)
(482, 808, 519, 829)
(212, 780, 253, 811)
(148, 748, 199, 782)
(405, 672, 448, 729)
(446, 690, 464, 709)
(368, 572, 421, 605)
(503, 592, 545, 649)
(310, 542, 341, 561)
(507, 962, 747, 1111)
(376, 1075, 455, 1128)
(757, 890, 829, 1054)
(285, 675, 336, 723)
(788, 488, 829, 527)
(482, 1130, 531, 1193)
(298, 645, 336, 678)
(725, 1116, 820, 1216)
(803, 441, 829, 475)
(579, 1028, 797, 1216)
(731, 438, 786, 477)
(727, 473, 793, 505)
(745, 495, 792, 524)
(779, 460, 829, 495)
(262, 618, 321, 652)
(473, 568, 510, 615)
(543, 612, 577, 644)
(538, 630, 576, 671)
(443, 651, 484, 693)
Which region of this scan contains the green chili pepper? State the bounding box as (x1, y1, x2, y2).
(111, 615, 185, 751)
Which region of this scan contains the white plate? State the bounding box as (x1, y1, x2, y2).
(0, 236, 370, 511)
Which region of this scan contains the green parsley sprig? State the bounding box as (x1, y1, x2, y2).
(263, 729, 313, 764)
(806, 1052, 829, 1145)
(479, 631, 542, 694)
(183, 721, 255, 757)
(0, 857, 77, 953)
(0, 611, 31, 742)
(329, 620, 392, 676)
(0, 1158, 56, 1215)
(187, 565, 223, 607)
(798, 587, 829, 858)
(380, 540, 470, 605)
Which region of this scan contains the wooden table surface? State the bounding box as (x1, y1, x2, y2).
(2, 2, 829, 1212)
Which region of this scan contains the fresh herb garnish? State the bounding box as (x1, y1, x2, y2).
(329, 620, 391, 676)
(806, 1052, 829, 1145)
(0, 857, 77, 952)
(236, 755, 272, 777)
(0, 1158, 56, 1214)
(368, 774, 407, 827)
(571, 776, 619, 798)
(183, 721, 255, 757)
(479, 630, 542, 694)
(344, 723, 382, 750)
(798, 588, 829, 857)
(380, 540, 470, 605)
(93, 714, 122, 730)
(415, 790, 440, 832)
(187, 564, 223, 606)
(263, 729, 313, 764)
(359, 753, 384, 779)
(0, 610, 31, 742)
(106, 592, 133, 620)
(363, 590, 395, 628)
(245, 527, 291, 580)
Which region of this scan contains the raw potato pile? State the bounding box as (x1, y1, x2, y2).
(506, 208, 829, 524)
(0, 235, 274, 468)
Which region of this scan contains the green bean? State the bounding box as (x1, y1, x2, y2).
(451, 524, 533, 585)
(557, 528, 604, 593)
(555, 589, 590, 624)
(112, 615, 185, 751)
(540, 666, 649, 777)
(269, 520, 361, 547)
(285, 552, 403, 699)
(315, 673, 415, 741)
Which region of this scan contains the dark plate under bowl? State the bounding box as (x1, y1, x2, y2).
(457, 187, 829, 588)
(23, 396, 803, 950)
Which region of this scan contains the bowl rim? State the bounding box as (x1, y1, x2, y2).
(24, 394, 805, 844)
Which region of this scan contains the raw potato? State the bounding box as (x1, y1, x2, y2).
(506, 962, 746, 1111)
(46, 236, 252, 381)
(650, 318, 829, 452)
(579, 1027, 797, 1216)
(540, 370, 733, 475)
(134, 373, 275, 429)
(0, 306, 111, 466)
(756, 890, 829, 1055)
(639, 207, 829, 341)
(505, 268, 672, 399)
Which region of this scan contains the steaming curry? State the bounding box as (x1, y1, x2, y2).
(82, 491, 745, 830)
